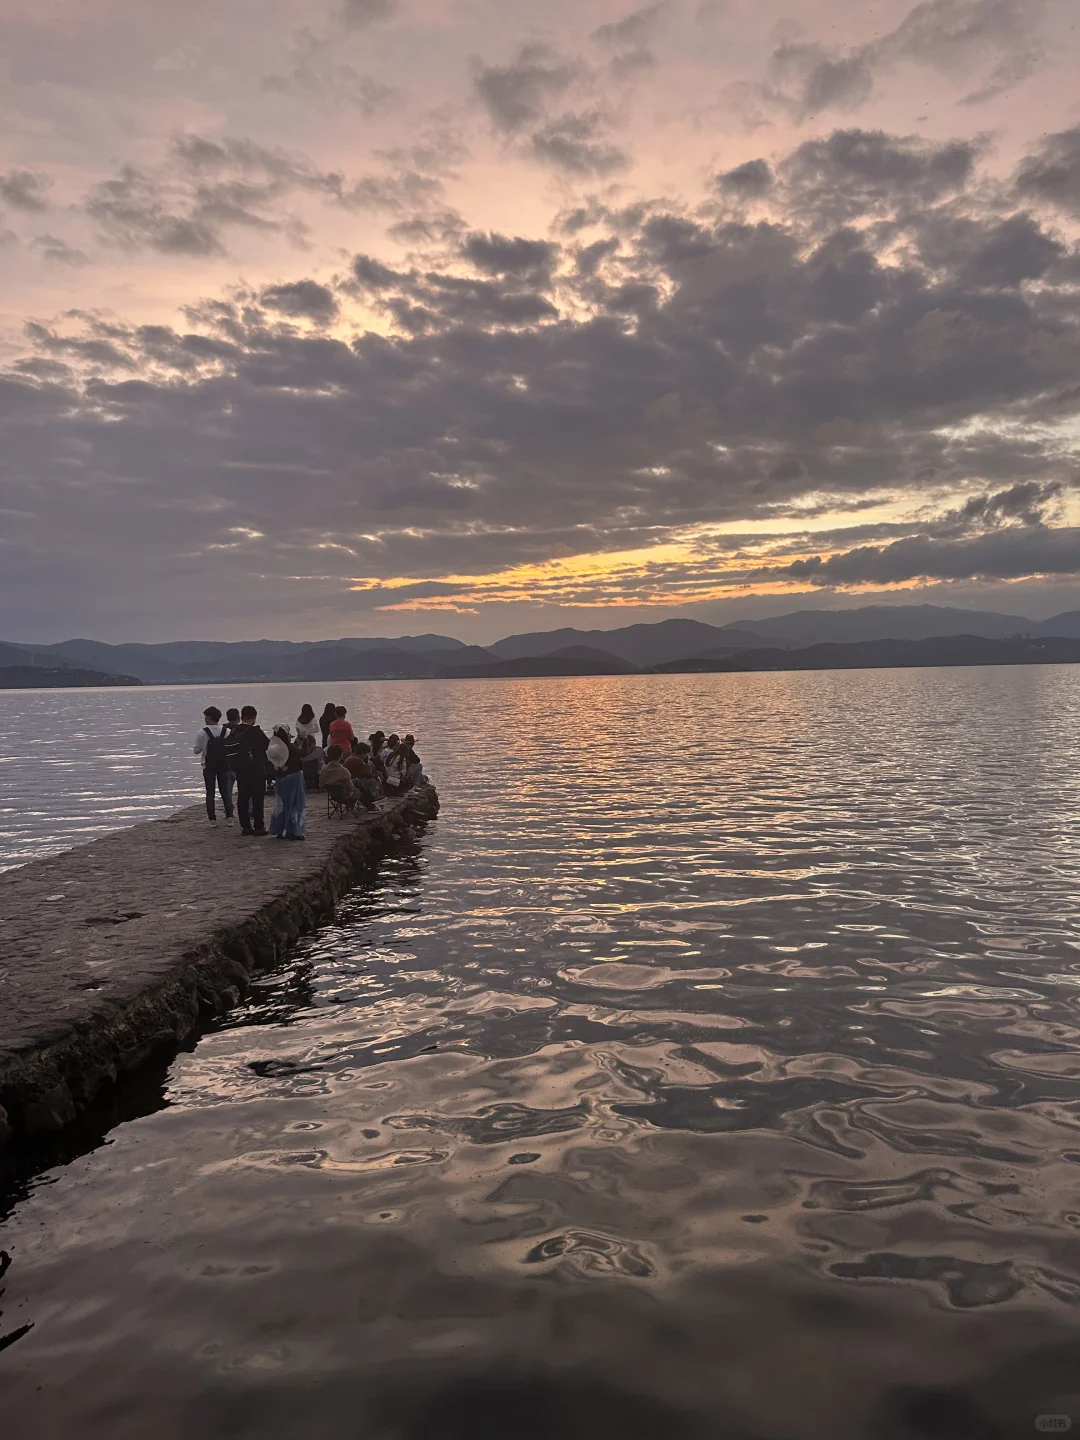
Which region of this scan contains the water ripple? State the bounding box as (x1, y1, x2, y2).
(4, 669, 1080, 1434)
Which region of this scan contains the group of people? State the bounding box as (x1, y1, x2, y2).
(194, 701, 424, 841)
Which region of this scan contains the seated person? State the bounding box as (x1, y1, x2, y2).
(383, 735, 407, 793)
(299, 735, 325, 791)
(321, 745, 375, 809)
(346, 740, 380, 800)
(319, 744, 353, 794)
(398, 733, 422, 789)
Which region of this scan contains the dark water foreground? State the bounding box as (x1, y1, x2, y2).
(2, 669, 1080, 1438)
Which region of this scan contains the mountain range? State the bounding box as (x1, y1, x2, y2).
(5, 604, 1080, 684)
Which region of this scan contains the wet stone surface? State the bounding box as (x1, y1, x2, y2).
(0, 787, 439, 1140)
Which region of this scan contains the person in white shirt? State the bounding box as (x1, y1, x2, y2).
(296, 704, 319, 742)
(193, 705, 235, 827)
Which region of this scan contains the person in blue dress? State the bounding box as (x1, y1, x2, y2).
(267, 726, 306, 840)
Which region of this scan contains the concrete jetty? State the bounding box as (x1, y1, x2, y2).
(0, 785, 439, 1147)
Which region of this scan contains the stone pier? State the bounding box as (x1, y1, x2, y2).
(0, 785, 440, 1146)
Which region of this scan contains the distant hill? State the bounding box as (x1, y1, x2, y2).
(12, 634, 482, 683)
(719, 604, 1036, 646)
(490, 619, 766, 667)
(651, 635, 1080, 674)
(1032, 609, 1080, 638)
(13, 603, 1080, 686)
(0, 665, 141, 689)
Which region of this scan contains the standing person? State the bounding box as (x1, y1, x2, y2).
(223, 708, 242, 816)
(296, 704, 319, 742)
(328, 705, 355, 751)
(267, 726, 306, 840)
(193, 706, 234, 827)
(319, 702, 337, 748)
(231, 705, 269, 836)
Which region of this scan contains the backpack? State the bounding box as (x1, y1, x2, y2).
(223, 725, 245, 773)
(203, 726, 230, 774)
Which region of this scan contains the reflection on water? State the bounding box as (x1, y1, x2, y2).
(3, 669, 1080, 1436)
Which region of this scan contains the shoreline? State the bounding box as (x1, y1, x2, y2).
(0, 785, 439, 1148)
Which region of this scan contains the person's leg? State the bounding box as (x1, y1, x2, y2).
(216, 770, 233, 820)
(236, 777, 253, 833)
(204, 768, 217, 821)
(285, 773, 306, 837)
(251, 781, 266, 833)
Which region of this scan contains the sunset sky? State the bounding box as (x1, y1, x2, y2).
(2, 0, 1080, 643)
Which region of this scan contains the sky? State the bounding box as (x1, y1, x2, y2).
(2, 0, 1080, 644)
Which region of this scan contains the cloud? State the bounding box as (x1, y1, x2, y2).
(716, 159, 773, 199)
(461, 232, 559, 286)
(1014, 125, 1080, 220)
(339, 0, 397, 28)
(757, 525, 1080, 589)
(29, 234, 91, 267)
(4, 123, 1080, 633)
(780, 129, 978, 225)
(739, 0, 1046, 124)
(473, 43, 628, 176)
(83, 134, 346, 256)
(263, 30, 401, 114)
(473, 44, 579, 134)
(590, 3, 667, 78)
(0, 169, 51, 212)
(590, 4, 667, 50)
(531, 111, 629, 176)
(260, 279, 339, 322)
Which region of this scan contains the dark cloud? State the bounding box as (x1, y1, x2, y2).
(915, 211, 1071, 290)
(473, 43, 626, 176)
(780, 129, 977, 225)
(0, 169, 51, 212)
(760, 526, 1080, 588)
(351, 254, 404, 290)
(473, 44, 579, 134)
(768, 42, 875, 119)
(339, 0, 396, 28)
(590, 4, 667, 49)
(462, 232, 559, 285)
(4, 123, 1080, 634)
(260, 279, 339, 322)
(531, 112, 629, 176)
(83, 136, 349, 256)
(86, 165, 226, 256)
(29, 234, 91, 267)
(590, 3, 666, 78)
(743, 0, 1044, 124)
(717, 159, 773, 198)
(1014, 125, 1080, 220)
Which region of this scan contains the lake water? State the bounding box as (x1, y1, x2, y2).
(3, 669, 1080, 1438)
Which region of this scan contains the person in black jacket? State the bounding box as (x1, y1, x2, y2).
(318, 702, 337, 749)
(231, 705, 270, 836)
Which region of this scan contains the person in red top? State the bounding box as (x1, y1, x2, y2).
(327, 705, 355, 751)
